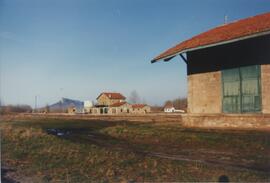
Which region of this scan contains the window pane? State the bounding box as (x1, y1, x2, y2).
(223, 81, 240, 96)
(242, 79, 259, 95)
(240, 65, 259, 79)
(222, 68, 240, 82)
(223, 96, 241, 113)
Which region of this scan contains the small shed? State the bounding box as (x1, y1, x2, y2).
(131, 104, 151, 114)
(152, 12, 270, 114)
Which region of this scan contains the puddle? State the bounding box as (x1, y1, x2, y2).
(46, 128, 71, 137)
(1, 168, 18, 183)
(46, 128, 93, 138)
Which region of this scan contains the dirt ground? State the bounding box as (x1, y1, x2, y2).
(1, 114, 270, 182)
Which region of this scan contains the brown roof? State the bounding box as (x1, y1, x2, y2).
(97, 92, 126, 100)
(110, 102, 127, 107)
(152, 12, 270, 62)
(132, 104, 147, 109)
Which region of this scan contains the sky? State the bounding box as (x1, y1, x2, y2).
(0, 0, 270, 107)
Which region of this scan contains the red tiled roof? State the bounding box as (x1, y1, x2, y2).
(110, 102, 127, 107)
(132, 104, 147, 109)
(97, 92, 126, 100)
(152, 12, 270, 62)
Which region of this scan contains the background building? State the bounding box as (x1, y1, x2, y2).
(109, 102, 132, 114)
(96, 92, 126, 106)
(164, 102, 175, 113)
(86, 92, 151, 115)
(84, 100, 93, 113)
(131, 104, 151, 114)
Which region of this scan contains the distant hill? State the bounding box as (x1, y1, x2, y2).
(46, 98, 84, 112)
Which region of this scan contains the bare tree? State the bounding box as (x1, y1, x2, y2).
(0, 98, 4, 107)
(172, 97, 187, 110)
(45, 104, 50, 113)
(128, 90, 141, 104)
(163, 98, 187, 110)
(142, 98, 147, 104)
(0, 104, 32, 114)
(150, 105, 163, 112)
(164, 100, 173, 107)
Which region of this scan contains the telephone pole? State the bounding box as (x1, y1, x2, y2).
(35, 95, 37, 113)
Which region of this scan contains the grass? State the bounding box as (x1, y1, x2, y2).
(1, 117, 270, 182)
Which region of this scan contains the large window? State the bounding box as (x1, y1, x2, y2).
(222, 65, 261, 113)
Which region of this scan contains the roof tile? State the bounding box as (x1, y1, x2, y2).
(152, 12, 270, 62)
(97, 92, 126, 100)
(110, 102, 127, 107)
(132, 104, 147, 108)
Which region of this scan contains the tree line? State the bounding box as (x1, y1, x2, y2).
(0, 105, 32, 114)
(164, 97, 187, 110)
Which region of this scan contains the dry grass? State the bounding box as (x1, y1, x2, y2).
(1, 117, 270, 182)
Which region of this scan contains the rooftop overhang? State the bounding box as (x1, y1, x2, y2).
(151, 30, 270, 64)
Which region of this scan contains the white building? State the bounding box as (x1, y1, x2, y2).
(164, 102, 175, 113)
(84, 100, 93, 113)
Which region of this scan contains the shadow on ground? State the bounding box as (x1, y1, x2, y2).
(40, 120, 270, 173)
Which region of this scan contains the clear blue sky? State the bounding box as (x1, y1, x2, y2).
(0, 0, 270, 107)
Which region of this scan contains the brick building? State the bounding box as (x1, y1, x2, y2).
(96, 92, 126, 106)
(87, 92, 151, 115)
(152, 12, 270, 114)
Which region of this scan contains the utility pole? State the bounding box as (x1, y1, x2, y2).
(60, 88, 63, 113)
(35, 95, 37, 113)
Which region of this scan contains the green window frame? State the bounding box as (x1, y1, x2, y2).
(222, 65, 261, 113)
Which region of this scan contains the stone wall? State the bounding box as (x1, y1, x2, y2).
(182, 113, 270, 129)
(108, 103, 132, 114)
(132, 106, 151, 114)
(187, 71, 222, 114)
(261, 64, 270, 114)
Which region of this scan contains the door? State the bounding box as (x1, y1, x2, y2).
(222, 68, 241, 113)
(222, 65, 261, 113)
(240, 65, 261, 112)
